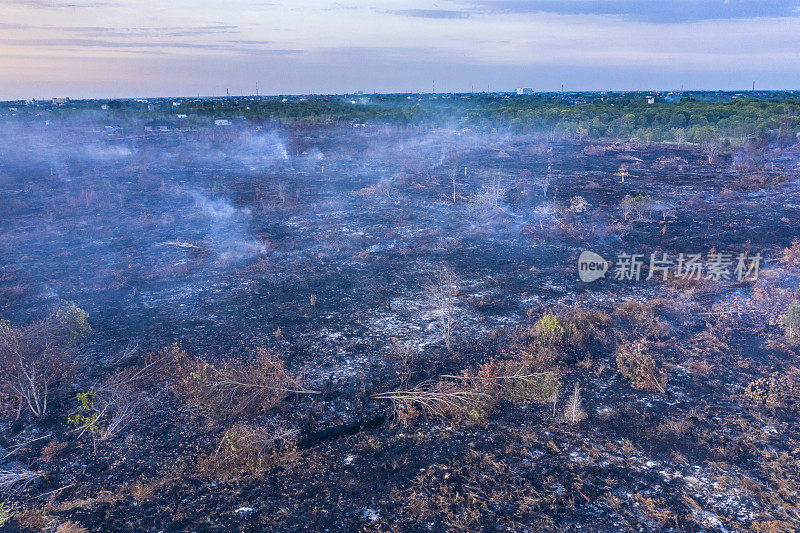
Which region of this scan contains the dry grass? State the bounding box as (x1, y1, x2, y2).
(47, 490, 117, 513)
(611, 300, 670, 342)
(743, 373, 800, 407)
(781, 239, 800, 269)
(14, 508, 56, 531)
(615, 340, 668, 393)
(55, 520, 89, 533)
(385, 449, 553, 531)
(39, 440, 68, 463)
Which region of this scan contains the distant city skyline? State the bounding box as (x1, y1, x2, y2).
(2, 0, 799, 100)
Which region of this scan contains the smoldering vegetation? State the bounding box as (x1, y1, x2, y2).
(1, 111, 800, 531)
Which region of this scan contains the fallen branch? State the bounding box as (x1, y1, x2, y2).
(372, 379, 490, 424)
(0, 467, 43, 492)
(298, 414, 387, 448)
(158, 241, 202, 249)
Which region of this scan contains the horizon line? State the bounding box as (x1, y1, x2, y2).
(3, 88, 798, 103)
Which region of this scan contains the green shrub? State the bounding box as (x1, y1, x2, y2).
(0, 503, 11, 527)
(52, 302, 92, 340)
(534, 314, 565, 346)
(68, 391, 102, 437)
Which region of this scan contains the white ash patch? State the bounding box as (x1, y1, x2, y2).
(681, 465, 759, 524)
(362, 508, 380, 521)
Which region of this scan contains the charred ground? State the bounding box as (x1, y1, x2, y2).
(1, 114, 800, 532)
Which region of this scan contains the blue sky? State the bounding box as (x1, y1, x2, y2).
(1, 1, 799, 99)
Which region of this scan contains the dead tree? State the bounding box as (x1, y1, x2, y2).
(425, 267, 458, 352)
(702, 140, 720, 164)
(537, 175, 551, 198)
(0, 303, 89, 419)
(675, 129, 686, 149)
(563, 383, 587, 424)
(486, 173, 507, 208)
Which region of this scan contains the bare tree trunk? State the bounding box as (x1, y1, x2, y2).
(426, 267, 458, 352)
(702, 140, 720, 164)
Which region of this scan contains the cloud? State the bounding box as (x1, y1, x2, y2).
(6, 0, 117, 7)
(0, 23, 240, 38)
(387, 9, 471, 19)
(0, 37, 303, 55)
(466, 0, 800, 23)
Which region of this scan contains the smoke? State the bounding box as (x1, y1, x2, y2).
(190, 192, 267, 261)
(0, 108, 614, 357)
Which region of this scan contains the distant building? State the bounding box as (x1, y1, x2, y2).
(647, 96, 655, 104)
(516, 88, 533, 95)
(214, 117, 232, 126)
(176, 114, 188, 119)
(144, 119, 177, 132)
(52, 97, 70, 105)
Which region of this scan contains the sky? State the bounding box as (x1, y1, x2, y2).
(1, 0, 799, 99)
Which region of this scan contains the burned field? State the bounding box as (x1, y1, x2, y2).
(1, 118, 800, 532)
